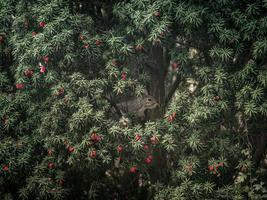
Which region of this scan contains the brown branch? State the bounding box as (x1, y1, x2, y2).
(163, 74, 182, 110)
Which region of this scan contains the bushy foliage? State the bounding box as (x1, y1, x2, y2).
(1, 0, 267, 199)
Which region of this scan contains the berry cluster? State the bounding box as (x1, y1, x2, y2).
(208, 162, 224, 176)
(16, 56, 48, 90)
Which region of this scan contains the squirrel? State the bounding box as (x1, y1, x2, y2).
(116, 94, 159, 118)
(104, 91, 159, 126)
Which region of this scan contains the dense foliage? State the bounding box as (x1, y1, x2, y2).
(1, 0, 267, 199)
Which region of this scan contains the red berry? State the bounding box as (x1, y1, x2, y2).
(40, 66, 46, 73)
(43, 56, 49, 64)
(150, 135, 159, 144)
(143, 144, 149, 150)
(2, 165, 9, 171)
(47, 149, 53, 156)
(95, 39, 102, 46)
(48, 162, 54, 169)
(83, 44, 90, 49)
(167, 115, 174, 123)
(90, 132, 101, 143)
(171, 62, 178, 69)
(130, 166, 137, 173)
(135, 134, 141, 141)
(16, 83, 24, 89)
(121, 71, 126, 80)
(208, 165, 214, 171)
(216, 162, 224, 170)
(117, 145, 123, 153)
(89, 150, 97, 158)
(145, 155, 153, 164)
(90, 133, 97, 141)
(39, 21, 46, 27)
(68, 146, 75, 153)
(24, 69, 34, 78)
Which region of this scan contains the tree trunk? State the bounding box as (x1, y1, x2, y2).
(148, 45, 170, 183)
(148, 45, 167, 120)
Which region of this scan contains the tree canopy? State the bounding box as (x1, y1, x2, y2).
(0, 0, 267, 199)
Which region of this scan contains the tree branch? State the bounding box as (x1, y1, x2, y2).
(163, 74, 182, 110)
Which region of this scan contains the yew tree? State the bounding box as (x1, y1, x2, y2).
(1, 0, 267, 199)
